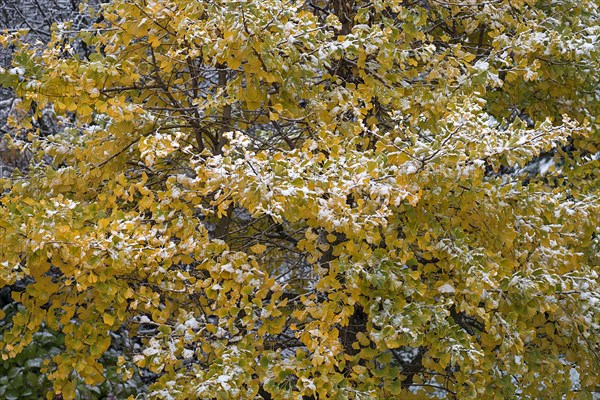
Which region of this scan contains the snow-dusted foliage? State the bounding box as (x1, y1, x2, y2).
(0, 0, 598, 398)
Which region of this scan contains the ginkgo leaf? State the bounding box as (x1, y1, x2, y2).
(103, 314, 116, 326)
(0, 0, 598, 399)
(250, 244, 267, 254)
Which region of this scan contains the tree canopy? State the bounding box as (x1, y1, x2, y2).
(0, 0, 599, 398)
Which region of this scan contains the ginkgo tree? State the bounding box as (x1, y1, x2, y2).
(0, 0, 599, 398)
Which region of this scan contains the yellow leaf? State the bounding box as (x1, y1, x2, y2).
(78, 103, 93, 117)
(228, 56, 241, 70)
(250, 243, 267, 254)
(103, 313, 116, 326)
(139, 195, 153, 210)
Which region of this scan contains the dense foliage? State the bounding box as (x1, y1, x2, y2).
(0, 0, 599, 398)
